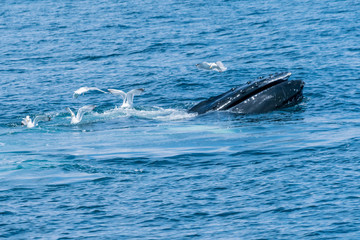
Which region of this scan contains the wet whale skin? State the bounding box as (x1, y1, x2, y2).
(188, 72, 304, 114)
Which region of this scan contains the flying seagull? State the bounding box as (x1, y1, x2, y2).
(66, 105, 96, 124)
(107, 88, 144, 108)
(196, 61, 227, 72)
(21, 115, 51, 128)
(73, 87, 107, 98)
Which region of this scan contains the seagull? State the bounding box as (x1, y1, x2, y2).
(73, 87, 107, 98)
(107, 88, 144, 108)
(66, 105, 96, 124)
(21, 115, 51, 128)
(196, 61, 227, 72)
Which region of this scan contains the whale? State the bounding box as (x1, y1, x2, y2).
(188, 72, 304, 114)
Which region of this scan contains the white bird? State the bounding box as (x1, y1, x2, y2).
(196, 61, 227, 72)
(21, 115, 51, 128)
(66, 105, 96, 124)
(73, 87, 107, 98)
(108, 88, 144, 108)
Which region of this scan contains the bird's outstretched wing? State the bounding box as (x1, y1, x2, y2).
(108, 89, 127, 99)
(73, 87, 106, 98)
(21, 118, 27, 125)
(196, 62, 211, 70)
(66, 107, 76, 118)
(196, 61, 227, 72)
(215, 61, 227, 72)
(127, 88, 144, 96)
(77, 105, 96, 120)
(33, 115, 51, 125)
(88, 87, 106, 93)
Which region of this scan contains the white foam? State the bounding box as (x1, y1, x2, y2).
(97, 106, 196, 121)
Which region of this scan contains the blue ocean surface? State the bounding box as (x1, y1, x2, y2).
(1, 0, 360, 239)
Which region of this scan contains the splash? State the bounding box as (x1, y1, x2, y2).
(99, 106, 197, 121)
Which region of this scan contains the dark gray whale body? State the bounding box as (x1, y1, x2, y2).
(188, 72, 304, 114)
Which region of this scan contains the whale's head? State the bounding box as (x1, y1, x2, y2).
(188, 72, 304, 114)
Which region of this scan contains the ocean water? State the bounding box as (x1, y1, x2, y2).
(1, 0, 360, 239)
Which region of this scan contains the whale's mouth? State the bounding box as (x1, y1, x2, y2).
(221, 78, 288, 110)
(188, 72, 304, 115)
(280, 81, 304, 107)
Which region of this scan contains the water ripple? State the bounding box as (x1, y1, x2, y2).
(1, 0, 360, 239)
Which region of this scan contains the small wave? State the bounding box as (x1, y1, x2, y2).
(0, 68, 27, 73)
(0, 210, 15, 216)
(103, 23, 134, 29)
(128, 42, 175, 55)
(71, 53, 123, 62)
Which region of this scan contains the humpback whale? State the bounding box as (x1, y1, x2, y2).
(188, 72, 304, 114)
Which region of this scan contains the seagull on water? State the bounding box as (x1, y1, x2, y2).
(21, 115, 51, 128)
(73, 87, 107, 98)
(108, 88, 144, 108)
(66, 105, 96, 124)
(196, 61, 227, 72)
